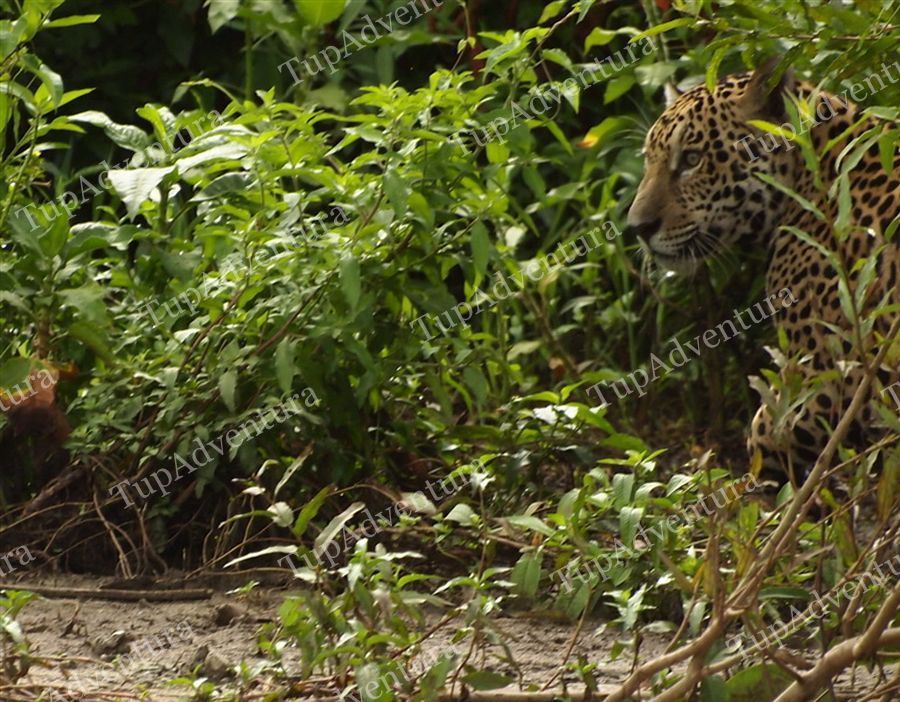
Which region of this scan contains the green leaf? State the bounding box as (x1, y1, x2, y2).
(107, 166, 176, 218)
(725, 663, 792, 701)
(618, 506, 643, 548)
(273, 447, 312, 500)
(542, 48, 573, 72)
(21, 53, 63, 108)
(7, 207, 46, 256)
(383, 168, 410, 217)
(485, 141, 509, 164)
(66, 222, 116, 257)
(399, 491, 436, 515)
(834, 172, 852, 235)
(507, 340, 542, 359)
(274, 338, 296, 394)
(340, 255, 361, 310)
(630, 17, 696, 42)
(445, 503, 477, 525)
(356, 662, 392, 702)
(758, 586, 813, 601)
(700, 676, 729, 702)
(24, 0, 66, 15)
(69, 110, 152, 151)
(753, 173, 825, 221)
(539, 0, 568, 24)
(207, 0, 240, 33)
(635, 61, 677, 88)
(218, 370, 237, 411)
(69, 321, 116, 365)
(57, 87, 93, 108)
(884, 213, 899, 242)
(136, 104, 172, 150)
(612, 472, 635, 508)
(461, 671, 514, 691)
(585, 27, 617, 51)
(704, 39, 737, 92)
(504, 514, 555, 537)
(559, 576, 593, 617)
(37, 213, 69, 258)
(59, 284, 109, 326)
(878, 129, 897, 174)
(580, 116, 629, 148)
(44, 14, 100, 28)
(0, 291, 30, 314)
(223, 545, 302, 570)
(293, 486, 334, 537)
(295, 0, 346, 26)
(747, 119, 800, 144)
(199, 172, 253, 199)
(604, 74, 634, 104)
(0, 358, 32, 389)
(470, 223, 490, 276)
(315, 501, 365, 553)
(511, 552, 542, 598)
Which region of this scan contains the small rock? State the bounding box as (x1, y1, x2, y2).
(91, 630, 132, 656)
(190, 644, 209, 669)
(213, 602, 245, 626)
(203, 650, 232, 679)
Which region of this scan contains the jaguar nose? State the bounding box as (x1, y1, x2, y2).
(626, 218, 662, 245)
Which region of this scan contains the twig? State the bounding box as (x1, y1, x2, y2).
(773, 627, 900, 702)
(0, 584, 212, 601)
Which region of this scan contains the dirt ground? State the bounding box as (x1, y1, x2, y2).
(4, 573, 889, 701)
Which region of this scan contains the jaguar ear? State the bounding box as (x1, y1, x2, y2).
(741, 56, 796, 120)
(664, 82, 682, 107)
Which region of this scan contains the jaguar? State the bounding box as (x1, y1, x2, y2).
(626, 58, 899, 480)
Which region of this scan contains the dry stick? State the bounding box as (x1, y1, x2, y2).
(648, 528, 728, 702)
(663, 567, 704, 654)
(541, 587, 592, 691)
(727, 451, 893, 648)
(705, 547, 899, 676)
(437, 689, 619, 702)
(840, 519, 899, 638)
(867, 665, 900, 702)
(134, 502, 168, 573)
(773, 628, 900, 702)
(91, 487, 134, 578)
(0, 583, 211, 600)
(0, 687, 139, 702)
(602, 615, 728, 702)
(302, 687, 624, 702)
(318, 691, 626, 702)
(848, 579, 900, 661)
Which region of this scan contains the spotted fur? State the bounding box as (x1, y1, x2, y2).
(628, 60, 899, 479)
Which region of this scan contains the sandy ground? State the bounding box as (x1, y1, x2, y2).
(3, 573, 890, 701)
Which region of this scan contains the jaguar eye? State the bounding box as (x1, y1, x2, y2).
(681, 150, 702, 169)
